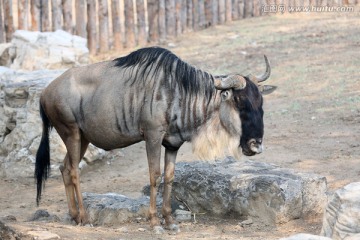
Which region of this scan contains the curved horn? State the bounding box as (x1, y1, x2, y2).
(214, 75, 247, 90)
(248, 55, 271, 84)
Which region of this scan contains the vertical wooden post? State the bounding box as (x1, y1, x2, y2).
(212, 0, 219, 25)
(124, 0, 135, 48)
(87, 0, 97, 54)
(147, 0, 159, 43)
(238, 0, 244, 18)
(204, 0, 212, 26)
(4, 0, 14, 42)
(218, 0, 226, 24)
(181, 0, 187, 32)
(98, 0, 109, 52)
(111, 0, 122, 50)
(192, 0, 199, 30)
(232, 0, 239, 20)
(198, 0, 206, 29)
(41, 0, 50, 31)
(158, 0, 166, 42)
(175, 0, 182, 36)
(76, 0, 86, 38)
(18, 0, 29, 30)
(225, 0, 232, 21)
(166, 0, 176, 37)
(244, 0, 253, 17)
(186, 0, 193, 30)
(62, 0, 73, 33)
(0, 0, 5, 43)
(51, 0, 62, 31)
(30, 0, 40, 31)
(137, 0, 147, 46)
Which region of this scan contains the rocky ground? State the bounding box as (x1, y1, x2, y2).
(1, 12, 360, 240)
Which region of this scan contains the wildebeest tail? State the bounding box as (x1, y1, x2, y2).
(35, 102, 52, 206)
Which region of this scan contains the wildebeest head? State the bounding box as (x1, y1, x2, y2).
(214, 56, 275, 156)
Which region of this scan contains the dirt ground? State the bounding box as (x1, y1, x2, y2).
(1, 12, 360, 240)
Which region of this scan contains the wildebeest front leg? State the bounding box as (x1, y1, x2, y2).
(162, 148, 179, 232)
(145, 130, 165, 233)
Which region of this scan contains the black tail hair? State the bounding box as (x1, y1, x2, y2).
(35, 102, 52, 206)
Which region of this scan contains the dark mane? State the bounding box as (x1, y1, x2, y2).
(113, 47, 214, 98)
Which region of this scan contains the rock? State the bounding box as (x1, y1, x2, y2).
(28, 209, 60, 222)
(321, 182, 360, 240)
(174, 209, 192, 222)
(0, 69, 106, 178)
(162, 157, 327, 225)
(83, 192, 161, 226)
(240, 218, 253, 226)
(0, 43, 15, 67)
(0, 220, 19, 240)
(26, 231, 60, 240)
(10, 30, 89, 70)
(279, 233, 332, 240)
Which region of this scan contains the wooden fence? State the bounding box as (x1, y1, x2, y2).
(0, 0, 358, 55)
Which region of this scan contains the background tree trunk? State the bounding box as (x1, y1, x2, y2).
(51, 0, 62, 31)
(159, 0, 166, 42)
(137, 0, 147, 46)
(218, 0, 226, 24)
(232, 0, 239, 20)
(98, 0, 109, 52)
(124, 0, 135, 48)
(147, 0, 159, 43)
(75, 0, 86, 37)
(166, 0, 176, 37)
(30, 0, 40, 31)
(4, 0, 14, 42)
(198, 0, 206, 29)
(0, 1, 5, 43)
(181, 0, 187, 32)
(62, 0, 73, 33)
(186, 0, 193, 30)
(244, 0, 253, 17)
(18, 0, 29, 30)
(175, 0, 182, 36)
(192, 0, 199, 30)
(225, 0, 232, 22)
(111, 0, 122, 50)
(238, 0, 244, 18)
(204, 0, 212, 26)
(87, 0, 97, 54)
(212, 0, 219, 25)
(41, 0, 50, 31)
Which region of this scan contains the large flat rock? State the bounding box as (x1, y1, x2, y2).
(164, 157, 327, 225)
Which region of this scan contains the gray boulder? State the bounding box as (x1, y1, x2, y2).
(0, 68, 105, 178)
(10, 30, 89, 70)
(83, 192, 160, 226)
(163, 158, 327, 225)
(321, 182, 360, 240)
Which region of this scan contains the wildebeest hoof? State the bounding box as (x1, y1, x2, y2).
(153, 226, 165, 234)
(166, 223, 180, 233)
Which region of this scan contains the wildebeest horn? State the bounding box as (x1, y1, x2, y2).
(248, 55, 271, 84)
(214, 75, 247, 90)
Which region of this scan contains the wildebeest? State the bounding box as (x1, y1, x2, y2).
(35, 47, 275, 232)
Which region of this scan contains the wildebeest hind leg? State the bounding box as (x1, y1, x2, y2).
(162, 148, 179, 232)
(60, 128, 89, 224)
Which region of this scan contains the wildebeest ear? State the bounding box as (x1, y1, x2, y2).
(259, 85, 277, 95)
(221, 90, 232, 101)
